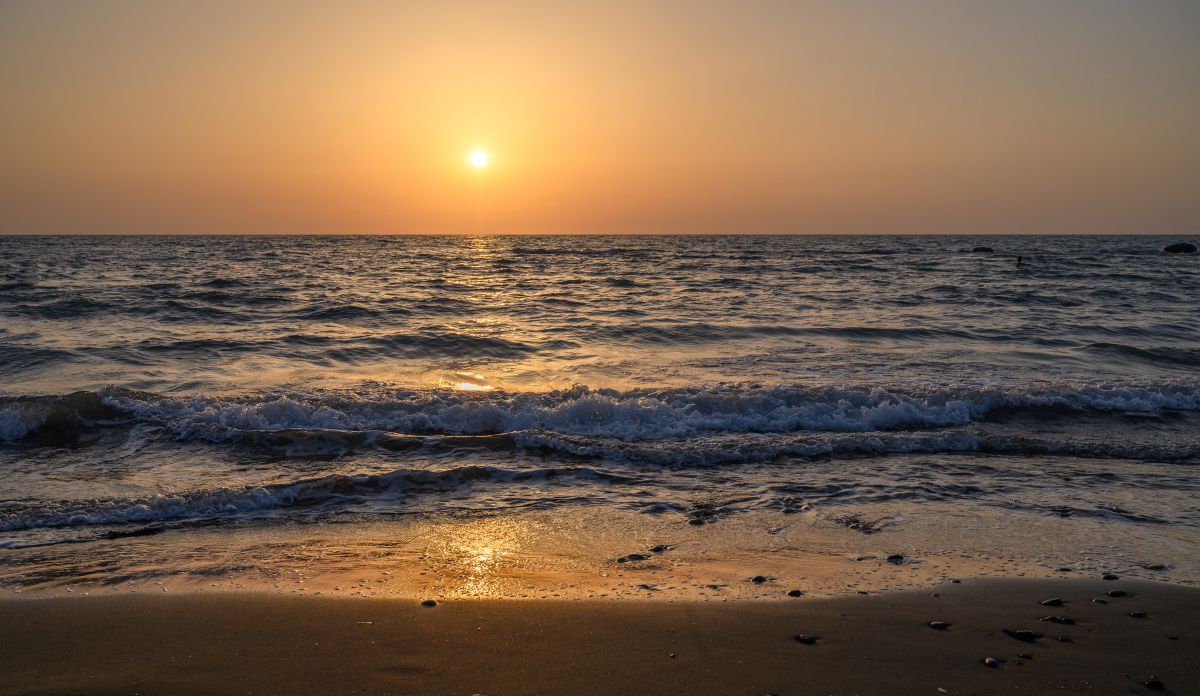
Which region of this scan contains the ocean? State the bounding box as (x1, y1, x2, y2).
(2, 234, 1198, 597)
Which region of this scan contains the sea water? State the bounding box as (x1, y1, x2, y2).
(1, 235, 1197, 596)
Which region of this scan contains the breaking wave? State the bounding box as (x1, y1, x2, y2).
(3, 379, 1198, 446)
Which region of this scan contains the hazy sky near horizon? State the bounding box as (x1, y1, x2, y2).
(2, 0, 1198, 235)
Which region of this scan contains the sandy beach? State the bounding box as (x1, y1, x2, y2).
(1, 576, 1195, 696)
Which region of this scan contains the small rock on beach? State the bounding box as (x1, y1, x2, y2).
(794, 634, 818, 644)
(1108, 590, 1128, 597)
(1003, 629, 1041, 642)
(983, 657, 999, 667)
(1040, 598, 1063, 606)
(929, 622, 951, 629)
(420, 599, 438, 607)
(787, 589, 802, 597)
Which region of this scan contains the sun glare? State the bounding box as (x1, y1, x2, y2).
(470, 150, 489, 168)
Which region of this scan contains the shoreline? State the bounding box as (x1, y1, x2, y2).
(2, 577, 1196, 695)
(5, 506, 1193, 604)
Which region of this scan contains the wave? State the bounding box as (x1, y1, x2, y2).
(0, 464, 629, 532)
(4, 379, 1199, 447)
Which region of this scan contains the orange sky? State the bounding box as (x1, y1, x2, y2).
(2, 0, 1198, 234)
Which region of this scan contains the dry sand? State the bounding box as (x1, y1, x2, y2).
(1, 576, 1195, 695)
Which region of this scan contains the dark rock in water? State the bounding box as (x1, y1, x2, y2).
(1163, 242, 1197, 253)
(930, 622, 951, 629)
(1056, 635, 1073, 643)
(1041, 598, 1063, 607)
(1130, 611, 1147, 618)
(1145, 679, 1165, 690)
(794, 634, 818, 644)
(1018, 653, 1033, 660)
(627, 554, 649, 561)
(972, 247, 994, 253)
(751, 575, 767, 584)
(787, 589, 803, 597)
(1092, 598, 1108, 604)
(1144, 564, 1165, 570)
(649, 545, 668, 553)
(887, 554, 905, 564)
(1102, 574, 1119, 580)
(1108, 590, 1128, 597)
(688, 519, 705, 526)
(1003, 629, 1041, 642)
(952, 580, 961, 584)
(983, 657, 999, 668)
(420, 599, 438, 607)
(1039, 616, 1075, 625)
(105, 526, 165, 539)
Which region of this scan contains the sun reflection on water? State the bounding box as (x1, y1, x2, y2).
(439, 371, 494, 391)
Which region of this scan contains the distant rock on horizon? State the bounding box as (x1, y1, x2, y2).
(1163, 242, 1197, 254)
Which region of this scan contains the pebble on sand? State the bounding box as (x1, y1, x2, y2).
(1102, 574, 1119, 580)
(1039, 616, 1075, 625)
(794, 634, 818, 644)
(668, 653, 676, 659)
(688, 519, 705, 526)
(983, 657, 999, 668)
(886, 554, 905, 564)
(1144, 679, 1165, 690)
(649, 545, 669, 553)
(1092, 598, 1108, 604)
(787, 590, 803, 597)
(751, 576, 767, 584)
(1040, 598, 1063, 607)
(1003, 629, 1041, 642)
(627, 554, 649, 561)
(1056, 636, 1073, 643)
(1144, 564, 1165, 570)
(951, 580, 961, 584)
(421, 600, 438, 607)
(1018, 654, 1033, 660)
(1130, 612, 1147, 618)
(1167, 635, 1179, 640)
(929, 622, 951, 629)
(1108, 590, 1128, 597)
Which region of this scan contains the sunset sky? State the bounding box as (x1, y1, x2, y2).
(2, 0, 1197, 235)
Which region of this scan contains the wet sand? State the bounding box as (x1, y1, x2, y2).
(1, 577, 1196, 695)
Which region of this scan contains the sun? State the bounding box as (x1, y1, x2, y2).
(470, 150, 489, 168)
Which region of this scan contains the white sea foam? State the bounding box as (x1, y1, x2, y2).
(95, 379, 1200, 443)
(0, 405, 41, 443)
